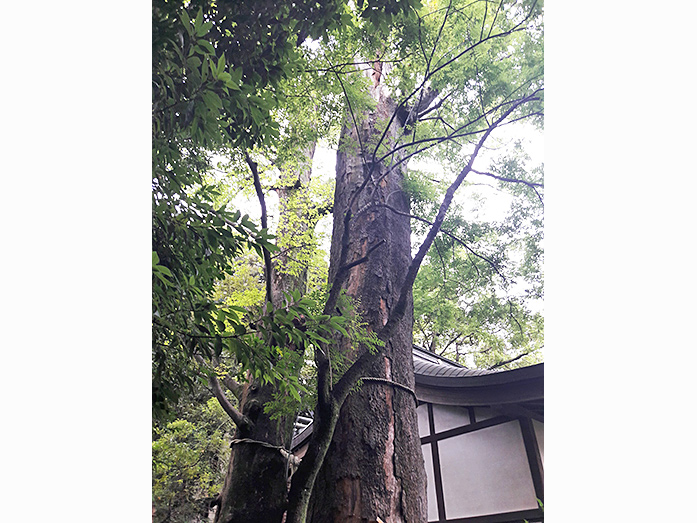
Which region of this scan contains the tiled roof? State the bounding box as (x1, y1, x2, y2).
(412, 345, 496, 378)
(413, 357, 494, 378)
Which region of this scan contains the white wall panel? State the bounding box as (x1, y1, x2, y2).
(532, 419, 544, 466)
(438, 421, 538, 518)
(421, 443, 439, 522)
(417, 403, 430, 437)
(432, 404, 470, 433)
(473, 406, 496, 422)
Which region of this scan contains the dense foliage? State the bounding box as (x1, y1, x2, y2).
(152, 398, 232, 523)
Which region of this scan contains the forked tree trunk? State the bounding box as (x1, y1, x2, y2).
(215, 145, 316, 523)
(307, 77, 427, 523)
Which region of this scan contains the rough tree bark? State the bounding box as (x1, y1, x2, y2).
(307, 69, 428, 523)
(214, 146, 317, 523)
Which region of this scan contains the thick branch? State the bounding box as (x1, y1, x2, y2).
(209, 375, 252, 430)
(337, 239, 386, 274)
(195, 355, 251, 430)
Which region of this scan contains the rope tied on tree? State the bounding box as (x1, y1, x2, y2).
(230, 438, 302, 467)
(360, 377, 419, 406)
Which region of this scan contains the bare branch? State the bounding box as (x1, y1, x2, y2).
(430, 4, 534, 76)
(470, 168, 543, 188)
(372, 92, 542, 172)
(303, 57, 411, 75)
(487, 0, 505, 39)
(472, 168, 544, 205)
(487, 351, 531, 370)
(245, 152, 274, 306)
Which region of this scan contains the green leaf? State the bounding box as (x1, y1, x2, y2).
(197, 21, 213, 37)
(193, 8, 203, 34)
(156, 265, 173, 277)
(198, 39, 215, 54)
(228, 305, 247, 314)
(180, 9, 191, 30)
(290, 387, 301, 402)
(229, 68, 243, 86)
(154, 271, 172, 287)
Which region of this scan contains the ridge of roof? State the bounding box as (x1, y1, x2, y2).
(412, 345, 500, 377)
(412, 345, 467, 368)
(412, 345, 544, 385)
(415, 361, 544, 388)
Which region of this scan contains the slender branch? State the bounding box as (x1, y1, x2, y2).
(433, 237, 450, 285)
(480, 0, 488, 42)
(430, 7, 533, 77)
(372, 92, 542, 171)
(472, 167, 544, 205)
(304, 57, 411, 75)
(326, 53, 366, 169)
(487, 0, 505, 39)
(187, 334, 242, 342)
(507, 299, 525, 337)
(430, 0, 453, 74)
(245, 152, 274, 306)
(357, 202, 506, 282)
(412, 89, 455, 122)
(487, 351, 531, 370)
(470, 168, 543, 188)
(375, 99, 542, 186)
(439, 332, 466, 355)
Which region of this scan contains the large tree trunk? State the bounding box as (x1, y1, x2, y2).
(308, 74, 428, 523)
(215, 381, 295, 523)
(215, 145, 316, 523)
